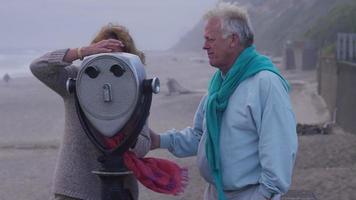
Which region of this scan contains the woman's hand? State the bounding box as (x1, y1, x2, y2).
(63, 39, 125, 63)
(81, 39, 125, 57)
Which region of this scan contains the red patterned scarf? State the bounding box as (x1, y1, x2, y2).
(106, 136, 188, 195)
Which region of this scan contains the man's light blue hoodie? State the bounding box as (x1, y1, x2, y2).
(160, 70, 298, 198)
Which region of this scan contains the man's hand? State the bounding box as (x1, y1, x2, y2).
(149, 129, 160, 150)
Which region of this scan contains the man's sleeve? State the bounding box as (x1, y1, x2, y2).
(255, 73, 298, 197)
(159, 95, 207, 158)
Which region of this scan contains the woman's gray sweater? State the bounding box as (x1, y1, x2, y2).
(30, 49, 151, 200)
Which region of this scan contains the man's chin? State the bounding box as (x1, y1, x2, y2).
(209, 61, 218, 68)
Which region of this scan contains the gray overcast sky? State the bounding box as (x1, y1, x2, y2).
(0, 0, 216, 51)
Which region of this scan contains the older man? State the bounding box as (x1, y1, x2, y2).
(150, 2, 297, 200)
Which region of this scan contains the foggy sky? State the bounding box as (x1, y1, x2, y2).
(1, 0, 216, 51)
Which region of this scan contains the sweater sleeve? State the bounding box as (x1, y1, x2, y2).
(254, 73, 298, 198)
(131, 122, 151, 158)
(159, 95, 206, 158)
(30, 49, 75, 97)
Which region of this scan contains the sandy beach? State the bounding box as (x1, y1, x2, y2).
(0, 51, 355, 200)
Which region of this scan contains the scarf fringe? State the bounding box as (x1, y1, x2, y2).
(174, 168, 189, 195)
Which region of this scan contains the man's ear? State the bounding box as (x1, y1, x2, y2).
(230, 34, 240, 48)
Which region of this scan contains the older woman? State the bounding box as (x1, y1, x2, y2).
(30, 24, 150, 200)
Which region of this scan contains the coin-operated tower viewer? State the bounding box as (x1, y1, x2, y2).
(67, 52, 160, 200)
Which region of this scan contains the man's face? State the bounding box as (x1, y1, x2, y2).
(203, 17, 236, 73)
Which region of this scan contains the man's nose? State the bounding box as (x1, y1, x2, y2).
(203, 42, 209, 50)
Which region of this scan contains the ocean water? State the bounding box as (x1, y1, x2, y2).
(0, 50, 45, 78)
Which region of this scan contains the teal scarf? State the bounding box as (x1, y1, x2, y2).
(205, 45, 289, 200)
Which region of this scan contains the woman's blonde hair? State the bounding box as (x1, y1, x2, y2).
(91, 23, 145, 64)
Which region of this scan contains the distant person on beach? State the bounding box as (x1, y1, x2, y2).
(150, 2, 298, 200)
(30, 24, 150, 200)
(3, 73, 11, 83)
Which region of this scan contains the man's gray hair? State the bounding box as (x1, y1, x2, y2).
(204, 2, 254, 47)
